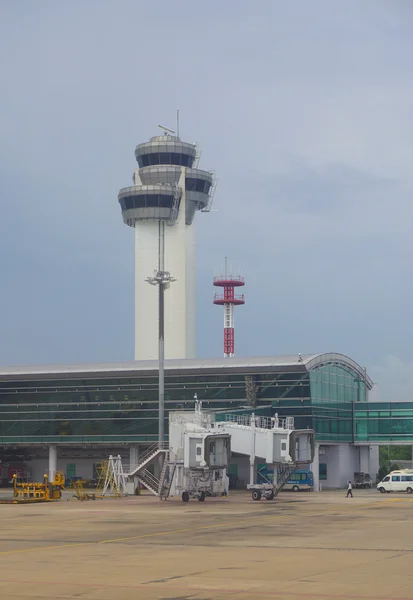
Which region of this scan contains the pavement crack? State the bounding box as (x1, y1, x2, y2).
(142, 570, 207, 584)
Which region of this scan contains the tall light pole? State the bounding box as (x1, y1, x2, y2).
(145, 221, 176, 444)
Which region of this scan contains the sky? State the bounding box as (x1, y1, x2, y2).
(0, 0, 413, 400)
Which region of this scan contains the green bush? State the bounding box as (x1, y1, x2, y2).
(377, 462, 401, 482)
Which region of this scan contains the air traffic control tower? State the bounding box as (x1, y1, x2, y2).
(118, 129, 215, 360)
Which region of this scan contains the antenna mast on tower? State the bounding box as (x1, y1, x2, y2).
(213, 257, 245, 357)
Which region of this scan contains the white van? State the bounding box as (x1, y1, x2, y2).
(377, 470, 413, 494)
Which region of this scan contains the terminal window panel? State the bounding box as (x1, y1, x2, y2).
(354, 403, 413, 442)
(271, 399, 313, 432)
(66, 464, 76, 479)
(309, 364, 366, 442)
(319, 463, 327, 480)
(310, 364, 366, 404)
(258, 372, 311, 401)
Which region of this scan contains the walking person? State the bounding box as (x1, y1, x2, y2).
(346, 480, 353, 498)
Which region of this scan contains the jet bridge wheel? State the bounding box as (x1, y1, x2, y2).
(182, 491, 190, 503)
(198, 491, 206, 502)
(252, 490, 262, 501)
(265, 491, 275, 500)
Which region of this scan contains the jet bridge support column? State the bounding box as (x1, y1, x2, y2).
(312, 443, 320, 492)
(129, 445, 140, 494)
(249, 414, 256, 485)
(129, 445, 139, 467)
(48, 445, 57, 481)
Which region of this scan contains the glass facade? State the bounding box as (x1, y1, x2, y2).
(0, 358, 411, 445)
(309, 364, 367, 442)
(0, 368, 310, 444)
(354, 402, 413, 443)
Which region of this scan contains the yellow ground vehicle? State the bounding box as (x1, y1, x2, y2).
(12, 472, 65, 502)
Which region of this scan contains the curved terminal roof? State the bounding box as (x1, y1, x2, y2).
(0, 353, 373, 387)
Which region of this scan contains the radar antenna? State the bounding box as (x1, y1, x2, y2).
(158, 124, 175, 136)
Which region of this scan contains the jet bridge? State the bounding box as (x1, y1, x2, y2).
(167, 404, 231, 502)
(165, 403, 314, 502)
(123, 401, 314, 503)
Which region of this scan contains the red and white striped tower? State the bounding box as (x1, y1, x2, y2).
(213, 257, 245, 357)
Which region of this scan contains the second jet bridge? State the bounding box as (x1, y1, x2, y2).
(215, 413, 314, 500)
(215, 414, 314, 465)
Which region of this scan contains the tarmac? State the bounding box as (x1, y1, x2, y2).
(0, 488, 413, 600)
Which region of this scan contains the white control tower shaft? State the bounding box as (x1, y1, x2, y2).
(118, 133, 214, 360)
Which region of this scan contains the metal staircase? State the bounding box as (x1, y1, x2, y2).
(158, 461, 176, 500)
(137, 468, 160, 496)
(274, 463, 297, 497)
(136, 457, 177, 500)
(124, 442, 176, 499)
(250, 462, 297, 501)
(125, 442, 168, 478)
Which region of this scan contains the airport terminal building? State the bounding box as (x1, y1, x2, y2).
(1, 352, 412, 489)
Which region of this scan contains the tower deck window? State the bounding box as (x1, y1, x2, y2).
(137, 153, 194, 168)
(120, 194, 176, 210)
(185, 178, 212, 194)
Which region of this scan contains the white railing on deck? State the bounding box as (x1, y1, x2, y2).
(224, 414, 294, 430)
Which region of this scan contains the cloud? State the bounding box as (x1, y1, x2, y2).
(370, 356, 413, 401)
(0, 0, 412, 404)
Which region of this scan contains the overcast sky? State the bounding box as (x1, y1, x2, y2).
(1, 1, 412, 399)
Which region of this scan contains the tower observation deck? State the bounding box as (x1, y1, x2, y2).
(118, 131, 215, 360)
